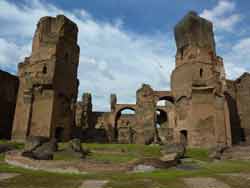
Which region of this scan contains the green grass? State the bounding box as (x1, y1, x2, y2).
(1, 142, 250, 188)
(56, 143, 161, 163)
(0, 140, 24, 150)
(185, 148, 210, 161)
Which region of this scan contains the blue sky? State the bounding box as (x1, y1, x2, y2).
(0, 0, 250, 110)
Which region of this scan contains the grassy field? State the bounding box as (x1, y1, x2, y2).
(1, 142, 250, 188)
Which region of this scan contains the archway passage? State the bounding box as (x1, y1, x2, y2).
(114, 108, 136, 144)
(157, 96, 174, 105)
(180, 130, 188, 146)
(55, 127, 64, 141)
(225, 92, 244, 144)
(155, 109, 168, 143)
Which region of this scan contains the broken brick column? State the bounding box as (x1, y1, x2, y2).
(135, 84, 156, 144)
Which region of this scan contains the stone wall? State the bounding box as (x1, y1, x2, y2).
(235, 73, 250, 143)
(74, 12, 249, 148)
(0, 70, 19, 139)
(12, 15, 80, 142)
(226, 73, 250, 144)
(169, 11, 232, 148)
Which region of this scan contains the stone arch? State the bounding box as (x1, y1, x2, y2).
(155, 108, 169, 143)
(180, 130, 188, 146)
(158, 96, 175, 103)
(176, 95, 188, 103)
(114, 107, 136, 143)
(156, 96, 175, 107)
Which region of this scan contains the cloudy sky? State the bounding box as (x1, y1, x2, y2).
(0, 0, 250, 111)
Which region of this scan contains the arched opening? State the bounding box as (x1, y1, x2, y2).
(42, 65, 47, 74)
(180, 130, 188, 146)
(155, 109, 168, 143)
(55, 127, 64, 141)
(156, 96, 174, 107)
(224, 92, 244, 144)
(114, 108, 136, 144)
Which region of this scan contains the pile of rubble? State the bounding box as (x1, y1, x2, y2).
(22, 137, 90, 160)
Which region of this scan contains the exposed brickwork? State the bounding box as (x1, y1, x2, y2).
(7, 12, 250, 148)
(226, 73, 250, 144)
(76, 12, 235, 148)
(12, 15, 80, 142)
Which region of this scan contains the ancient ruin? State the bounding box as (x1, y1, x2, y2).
(12, 15, 80, 142)
(0, 11, 244, 149)
(2, 8, 250, 188)
(75, 12, 250, 148)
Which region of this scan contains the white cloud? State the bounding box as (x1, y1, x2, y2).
(223, 37, 250, 79)
(199, 1, 249, 79)
(1, 0, 248, 111)
(232, 38, 250, 56)
(0, 38, 30, 73)
(200, 0, 241, 32)
(0, 0, 175, 111)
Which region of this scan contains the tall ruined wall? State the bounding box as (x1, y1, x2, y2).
(171, 11, 225, 99)
(226, 73, 250, 144)
(225, 79, 242, 144)
(170, 11, 231, 148)
(0, 70, 19, 139)
(135, 84, 156, 144)
(235, 73, 250, 143)
(12, 15, 80, 141)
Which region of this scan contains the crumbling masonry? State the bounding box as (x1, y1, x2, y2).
(1, 12, 248, 148)
(75, 12, 250, 148)
(12, 15, 80, 142)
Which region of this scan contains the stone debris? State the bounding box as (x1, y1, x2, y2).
(22, 138, 58, 160)
(79, 180, 109, 188)
(183, 177, 231, 188)
(132, 164, 156, 173)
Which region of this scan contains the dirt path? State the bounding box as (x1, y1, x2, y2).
(79, 180, 109, 188)
(183, 177, 231, 188)
(0, 173, 19, 181)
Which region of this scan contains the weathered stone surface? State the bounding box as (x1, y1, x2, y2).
(209, 145, 228, 160)
(10, 11, 250, 149)
(24, 136, 50, 151)
(132, 157, 178, 170)
(12, 14, 80, 142)
(63, 138, 90, 158)
(174, 11, 216, 59)
(226, 73, 250, 144)
(22, 139, 57, 160)
(161, 143, 186, 159)
(160, 153, 179, 162)
(73, 11, 235, 149)
(132, 164, 156, 173)
(79, 180, 109, 188)
(221, 145, 250, 160)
